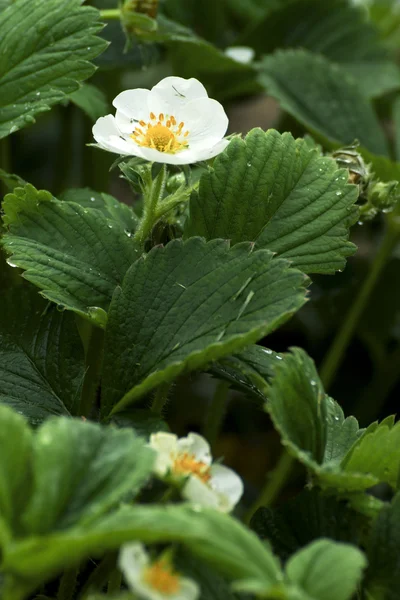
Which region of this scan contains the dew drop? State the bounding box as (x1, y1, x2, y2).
(36, 92, 40, 96)
(310, 379, 317, 386)
(90, 197, 96, 202)
(335, 191, 342, 196)
(276, 355, 283, 360)
(263, 348, 273, 355)
(247, 162, 252, 167)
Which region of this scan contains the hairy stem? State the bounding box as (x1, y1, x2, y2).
(203, 380, 230, 453)
(320, 223, 400, 390)
(244, 450, 294, 525)
(134, 164, 167, 245)
(79, 325, 105, 418)
(100, 9, 121, 20)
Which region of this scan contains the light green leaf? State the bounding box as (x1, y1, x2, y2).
(69, 83, 108, 122)
(323, 398, 362, 465)
(393, 95, 400, 163)
(0, 168, 27, 193)
(366, 492, 400, 600)
(185, 129, 358, 275)
(0, 0, 107, 139)
(342, 61, 400, 98)
(1, 184, 140, 323)
(259, 50, 388, 155)
(21, 418, 154, 535)
(60, 188, 139, 233)
(3, 504, 282, 595)
(341, 418, 400, 489)
(0, 279, 84, 423)
(102, 237, 307, 415)
(0, 407, 32, 539)
(285, 539, 367, 600)
(209, 344, 278, 401)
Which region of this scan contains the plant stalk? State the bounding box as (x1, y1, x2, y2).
(100, 9, 121, 20)
(151, 382, 171, 414)
(320, 223, 400, 390)
(203, 380, 230, 453)
(79, 324, 105, 418)
(57, 567, 79, 600)
(134, 164, 167, 245)
(107, 569, 122, 594)
(244, 450, 294, 525)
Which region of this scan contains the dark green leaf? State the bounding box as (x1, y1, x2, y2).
(107, 409, 169, 438)
(0, 0, 107, 138)
(60, 188, 139, 233)
(251, 489, 362, 561)
(102, 237, 307, 415)
(0, 279, 84, 423)
(185, 129, 358, 275)
(0, 169, 27, 193)
(1, 184, 140, 323)
(285, 539, 367, 600)
(259, 50, 388, 155)
(69, 84, 108, 122)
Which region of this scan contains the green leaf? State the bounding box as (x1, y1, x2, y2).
(107, 408, 169, 438)
(60, 188, 139, 233)
(0, 407, 32, 539)
(341, 418, 400, 489)
(366, 492, 400, 600)
(394, 95, 400, 163)
(102, 237, 307, 415)
(0, 168, 27, 193)
(259, 50, 388, 155)
(251, 489, 362, 561)
(69, 83, 108, 122)
(3, 504, 282, 595)
(185, 129, 358, 275)
(209, 344, 278, 402)
(285, 539, 367, 600)
(0, 0, 108, 139)
(1, 184, 140, 323)
(0, 279, 84, 423)
(21, 417, 154, 535)
(342, 61, 400, 99)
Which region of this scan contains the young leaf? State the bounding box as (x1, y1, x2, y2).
(1, 184, 140, 323)
(69, 84, 108, 122)
(259, 50, 388, 155)
(0, 279, 84, 423)
(285, 539, 367, 600)
(0, 0, 107, 138)
(3, 504, 282, 595)
(102, 237, 307, 415)
(21, 418, 154, 535)
(185, 129, 358, 275)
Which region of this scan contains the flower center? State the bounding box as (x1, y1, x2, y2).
(131, 112, 189, 154)
(173, 452, 211, 483)
(143, 559, 181, 595)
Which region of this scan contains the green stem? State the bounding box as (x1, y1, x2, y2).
(0, 136, 11, 198)
(244, 450, 294, 525)
(151, 382, 171, 414)
(203, 380, 230, 453)
(107, 569, 122, 594)
(79, 324, 105, 418)
(100, 8, 121, 20)
(134, 164, 167, 245)
(80, 554, 117, 599)
(57, 567, 79, 600)
(320, 224, 400, 390)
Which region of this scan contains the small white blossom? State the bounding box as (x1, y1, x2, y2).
(92, 76, 229, 165)
(149, 432, 243, 513)
(224, 46, 255, 64)
(119, 543, 199, 600)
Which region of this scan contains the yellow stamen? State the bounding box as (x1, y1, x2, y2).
(143, 560, 180, 595)
(173, 452, 211, 483)
(130, 111, 190, 154)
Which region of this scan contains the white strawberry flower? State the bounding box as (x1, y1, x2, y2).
(224, 46, 255, 64)
(149, 432, 243, 513)
(119, 542, 199, 600)
(92, 76, 229, 165)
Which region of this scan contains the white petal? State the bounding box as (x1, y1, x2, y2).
(183, 475, 221, 510)
(171, 577, 200, 600)
(112, 88, 151, 121)
(92, 115, 134, 156)
(149, 432, 178, 475)
(149, 76, 208, 117)
(225, 46, 255, 64)
(177, 433, 212, 465)
(186, 139, 230, 162)
(209, 464, 244, 512)
(119, 542, 150, 592)
(180, 98, 228, 150)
